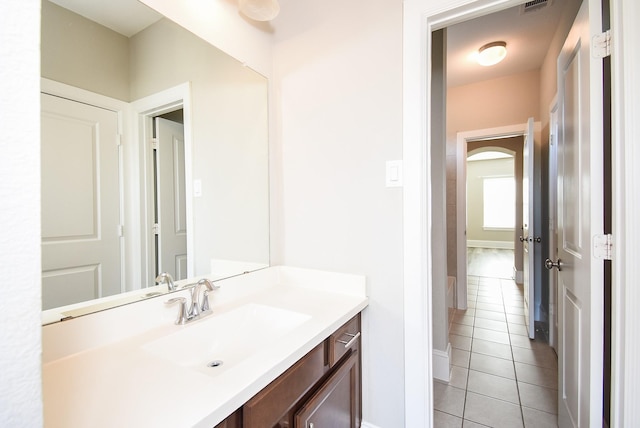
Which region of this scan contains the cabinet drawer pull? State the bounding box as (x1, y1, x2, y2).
(336, 331, 361, 348)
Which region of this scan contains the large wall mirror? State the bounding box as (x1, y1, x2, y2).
(41, 0, 269, 324)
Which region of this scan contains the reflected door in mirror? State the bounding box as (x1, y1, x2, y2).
(41, 93, 122, 310)
(154, 116, 187, 280)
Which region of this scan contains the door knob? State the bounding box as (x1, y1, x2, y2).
(534, 237, 542, 243)
(545, 258, 562, 271)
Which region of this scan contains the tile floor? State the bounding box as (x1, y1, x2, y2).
(434, 274, 559, 428)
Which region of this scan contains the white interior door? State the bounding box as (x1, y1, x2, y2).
(155, 117, 187, 280)
(556, 0, 604, 425)
(41, 93, 122, 310)
(522, 117, 535, 339)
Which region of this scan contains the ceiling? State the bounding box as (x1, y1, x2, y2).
(446, 1, 564, 87)
(48, 0, 162, 37)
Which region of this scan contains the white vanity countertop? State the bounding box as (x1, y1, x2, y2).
(42, 266, 368, 428)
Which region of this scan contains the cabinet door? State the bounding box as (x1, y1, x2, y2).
(294, 349, 359, 428)
(243, 344, 326, 428)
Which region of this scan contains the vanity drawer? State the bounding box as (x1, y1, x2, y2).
(328, 314, 361, 367)
(243, 343, 326, 428)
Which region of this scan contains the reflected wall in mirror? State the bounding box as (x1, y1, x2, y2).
(41, 0, 270, 323)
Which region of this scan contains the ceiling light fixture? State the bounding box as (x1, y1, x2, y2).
(238, 0, 280, 21)
(477, 41, 507, 66)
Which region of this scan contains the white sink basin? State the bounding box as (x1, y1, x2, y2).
(142, 303, 311, 375)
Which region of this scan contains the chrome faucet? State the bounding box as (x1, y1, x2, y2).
(165, 278, 220, 325)
(155, 272, 176, 291)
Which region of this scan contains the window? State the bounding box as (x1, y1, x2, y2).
(483, 177, 515, 229)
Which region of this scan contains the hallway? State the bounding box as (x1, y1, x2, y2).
(434, 267, 558, 427)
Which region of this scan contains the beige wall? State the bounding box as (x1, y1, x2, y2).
(41, 0, 130, 101)
(129, 19, 270, 275)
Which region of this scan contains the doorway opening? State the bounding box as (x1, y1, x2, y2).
(466, 146, 517, 280)
(151, 109, 187, 281)
(131, 82, 194, 289)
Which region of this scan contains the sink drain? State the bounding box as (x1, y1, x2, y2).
(207, 360, 224, 368)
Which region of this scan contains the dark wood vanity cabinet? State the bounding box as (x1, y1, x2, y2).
(215, 314, 361, 428)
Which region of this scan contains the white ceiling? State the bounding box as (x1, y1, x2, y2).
(48, 0, 162, 37)
(446, 1, 564, 87)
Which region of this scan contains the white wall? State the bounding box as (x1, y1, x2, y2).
(0, 0, 43, 425)
(271, 0, 404, 425)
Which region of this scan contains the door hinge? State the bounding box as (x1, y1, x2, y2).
(594, 234, 613, 260)
(117, 224, 124, 237)
(116, 134, 123, 146)
(152, 223, 160, 235)
(593, 30, 611, 59)
(151, 138, 159, 150)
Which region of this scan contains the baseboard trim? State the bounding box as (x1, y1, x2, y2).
(467, 240, 514, 250)
(514, 269, 523, 283)
(433, 343, 451, 382)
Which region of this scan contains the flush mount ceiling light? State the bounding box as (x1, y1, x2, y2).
(238, 0, 280, 21)
(477, 41, 507, 66)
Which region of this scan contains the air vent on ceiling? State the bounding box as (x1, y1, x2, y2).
(520, 0, 554, 14)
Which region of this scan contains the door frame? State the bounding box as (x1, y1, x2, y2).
(455, 123, 537, 310)
(403, 0, 639, 426)
(131, 82, 194, 289)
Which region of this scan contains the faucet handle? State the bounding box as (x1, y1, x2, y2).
(165, 297, 188, 325)
(196, 279, 219, 312)
(156, 272, 176, 291)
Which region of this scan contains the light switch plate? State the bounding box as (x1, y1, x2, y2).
(193, 179, 202, 197)
(386, 160, 403, 187)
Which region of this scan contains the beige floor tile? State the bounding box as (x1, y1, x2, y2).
(522, 407, 558, 428)
(449, 365, 469, 389)
(434, 410, 463, 427)
(505, 306, 524, 315)
(452, 347, 471, 368)
(477, 288, 503, 297)
(510, 334, 550, 350)
(462, 420, 492, 427)
(453, 314, 475, 326)
(467, 370, 519, 404)
(451, 334, 472, 351)
(451, 323, 474, 337)
(507, 314, 526, 325)
(475, 302, 505, 313)
(518, 382, 558, 414)
(470, 353, 515, 379)
(474, 317, 508, 332)
(511, 345, 558, 369)
(508, 323, 530, 337)
(471, 338, 513, 360)
(515, 362, 558, 389)
(473, 327, 510, 345)
(476, 295, 503, 304)
(467, 300, 477, 308)
(464, 392, 523, 428)
(434, 382, 466, 417)
(475, 309, 506, 322)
